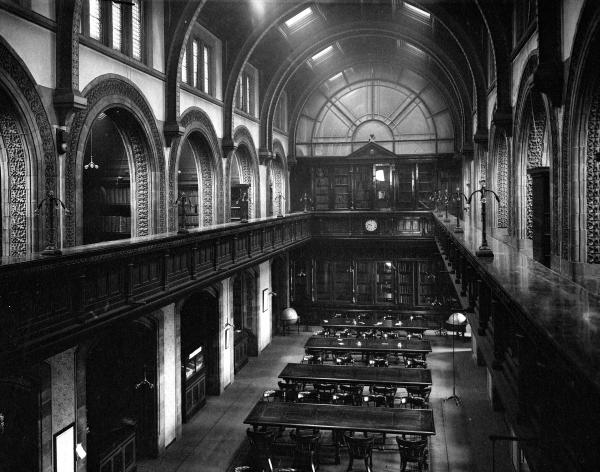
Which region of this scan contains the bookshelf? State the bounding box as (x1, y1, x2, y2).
(333, 167, 350, 209)
(416, 162, 435, 209)
(355, 261, 373, 304)
(100, 180, 131, 240)
(353, 166, 372, 209)
(313, 167, 331, 210)
(395, 164, 414, 209)
(231, 183, 250, 221)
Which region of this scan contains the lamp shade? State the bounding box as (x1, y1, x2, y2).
(281, 307, 299, 325)
(446, 312, 467, 325)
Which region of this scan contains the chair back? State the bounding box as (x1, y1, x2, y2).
(396, 437, 427, 463)
(247, 429, 275, 472)
(344, 433, 375, 460)
(291, 432, 320, 472)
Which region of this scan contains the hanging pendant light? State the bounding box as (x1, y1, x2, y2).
(84, 124, 99, 170)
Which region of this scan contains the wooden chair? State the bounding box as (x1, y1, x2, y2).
(340, 384, 364, 406)
(314, 383, 337, 403)
(247, 428, 276, 472)
(371, 385, 396, 407)
(278, 381, 301, 402)
(344, 433, 374, 472)
(291, 431, 320, 472)
(396, 437, 427, 471)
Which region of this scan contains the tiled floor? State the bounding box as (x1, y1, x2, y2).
(138, 329, 513, 472)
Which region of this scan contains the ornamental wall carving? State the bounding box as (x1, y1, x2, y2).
(586, 92, 600, 263)
(494, 129, 509, 229)
(0, 102, 27, 256)
(65, 76, 165, 246)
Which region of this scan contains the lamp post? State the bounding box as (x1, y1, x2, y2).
(445, 312, 467, 406)
(300, 192, 312, 212)
(466, 179, 500, 257)
(36, 191, 70, 256)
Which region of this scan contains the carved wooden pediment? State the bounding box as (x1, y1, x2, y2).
(345, 142, 397, 161)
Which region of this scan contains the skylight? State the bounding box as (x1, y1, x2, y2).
(285, 7, 313, 28)
(311, 46, 334, 62)
(406, 43, 425, 56)
(404, 2, 431, 21)
(329, 72, 343, 82)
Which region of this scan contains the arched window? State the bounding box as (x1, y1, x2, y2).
(84, 0, 146, 62)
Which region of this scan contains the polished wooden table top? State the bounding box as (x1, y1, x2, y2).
(244, 401, 435, 435)
(322, 319, 429, 334)
(304, 336, 432, 354)
(279, 363, 432, 387)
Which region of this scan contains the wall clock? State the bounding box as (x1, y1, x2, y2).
(364, 219, 378, 232)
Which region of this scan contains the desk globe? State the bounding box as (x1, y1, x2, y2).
(280, 307, 299, 335)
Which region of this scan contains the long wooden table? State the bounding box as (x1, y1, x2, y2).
(244, 401, 435, 436)
(279, 363, 432, 388)
(304, 336, 432, 356)
(322, 319, 429, 335)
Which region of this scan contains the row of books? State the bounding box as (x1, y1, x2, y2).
(105, 186, 131, 205)
(99, 215, 131, 234)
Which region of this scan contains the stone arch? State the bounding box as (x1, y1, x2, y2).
(562, 2, 600, 263)
(514, 54, 552, 241)
(169, 108, 222, 230)
(65, 75, 165, 246)
(0, 38, 55, 256)
(228, 126, 260, 220)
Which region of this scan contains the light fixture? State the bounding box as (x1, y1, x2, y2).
(135, 366, 154, 390)
(445, 312, 467, 406)
(84, 125, 99, 170)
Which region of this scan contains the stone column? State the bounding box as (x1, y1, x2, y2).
(257, 261, 273, 351)
(155, 303, 182, 453)
(219, 277, 235, 390)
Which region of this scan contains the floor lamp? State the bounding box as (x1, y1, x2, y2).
(445, 312, 467, 406)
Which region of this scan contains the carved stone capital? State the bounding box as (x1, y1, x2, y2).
(53, 89, 87, 127)
(473, 128, 489, 148)
(258, 147, 273, 165)
(221, 136, 237, 159)
(492, 109, 513, 137)
(163, 121, 185, 147)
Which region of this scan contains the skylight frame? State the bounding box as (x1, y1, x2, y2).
(285, 7, 313, 28)
(279, 6, 317, 37)
(328, 72, 344, 82)
(403, 1, 431, 23)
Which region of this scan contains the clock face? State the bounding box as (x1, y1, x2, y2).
(364, 219, 378, 232)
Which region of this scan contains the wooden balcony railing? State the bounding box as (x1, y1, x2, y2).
(433, 214, 600, 472)
(0, 213, 311, 365)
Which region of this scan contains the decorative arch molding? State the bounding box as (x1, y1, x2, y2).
(168, 107, 223, 229)
(64, 75, 166, 246)
(489, 124, 510, 230)
(270, 139, 288, 216)
(562, 1, 600, 262)
(228, 126, 260, 220)
(0, 38, 56, 255)
(513, 53, 553, 241)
